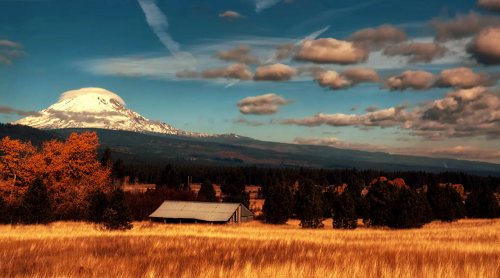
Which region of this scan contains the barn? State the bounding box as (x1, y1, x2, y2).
(149, 201, 254, 224)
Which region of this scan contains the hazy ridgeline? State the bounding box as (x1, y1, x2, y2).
(0, 219, 499, 278)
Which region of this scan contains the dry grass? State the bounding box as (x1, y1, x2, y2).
(0, 219, 499, 278)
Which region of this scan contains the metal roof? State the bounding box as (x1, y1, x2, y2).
(149, 201, 251, 222)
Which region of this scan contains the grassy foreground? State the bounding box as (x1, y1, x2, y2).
(0, 219, 499, 278)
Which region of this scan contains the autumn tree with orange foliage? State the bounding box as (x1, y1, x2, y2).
(0, 132, 112, 219)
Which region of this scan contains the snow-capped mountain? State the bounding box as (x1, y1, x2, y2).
(13, 87, 239, 139)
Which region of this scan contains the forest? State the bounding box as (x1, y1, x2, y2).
(0, 131, 499, 230)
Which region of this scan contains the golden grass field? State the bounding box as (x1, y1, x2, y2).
(0, 219, 499, 278)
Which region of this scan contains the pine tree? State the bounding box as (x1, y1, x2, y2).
(416, 190, 434, 224)
(363, 179, 398, 227)
(112, 158, 127, 183)
(427, 182, 465, 222)
(103, 187, 133, 230)
(220, 168, 250, 208)
(263, 183, 293, 224)
(86, 190, 109, 223)
(390, 187, 425, 229)
(198, 179, 218, 202)
(465, 186, 481, 218)
(156, 164, 182, 190)
(16, 178, 54, 225)
(446, 185, 466, 221)
(332, 191, 357, 229)
(466, 186, 500, 219)
(100, 147, 113, 167)
(322, 186, 337, 218)
(347, 175, 364, 217)
(294, 179, 324, 229)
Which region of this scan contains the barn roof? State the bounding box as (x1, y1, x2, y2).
(149, 201, 252, 222)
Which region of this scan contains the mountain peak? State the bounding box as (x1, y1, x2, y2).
(13, 87, 237, 139)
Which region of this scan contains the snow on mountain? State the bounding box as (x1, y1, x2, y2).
(13, 87, 239, 139)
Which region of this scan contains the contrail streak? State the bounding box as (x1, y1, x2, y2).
(138, 0, 197, 68)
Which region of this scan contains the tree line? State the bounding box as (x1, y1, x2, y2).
(126, 161, 500, 229)
(122, 163, 500, 193)
(1, 133, 499, 230)
(261, 176, 500, 229)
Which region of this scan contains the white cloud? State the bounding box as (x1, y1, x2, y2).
(78, 34, 471, 83)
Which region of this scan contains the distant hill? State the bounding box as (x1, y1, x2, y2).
(46, 128, 500, 176)
(1, 125, 499, 176)
(0, 123, 60, 145)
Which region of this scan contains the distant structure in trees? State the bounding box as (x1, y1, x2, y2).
(149, 201, 254, 224)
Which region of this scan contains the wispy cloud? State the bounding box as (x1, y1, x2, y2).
(295, 25, 330, 45)
(255, 0, 281, 13)
(0, 40, 25, 65)
(0, 106, 40, 116)
(137, 0, 196, 68)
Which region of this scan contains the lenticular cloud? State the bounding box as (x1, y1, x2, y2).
(59, 88, 126, 105)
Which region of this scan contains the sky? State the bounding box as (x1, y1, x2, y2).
(2, 0, 500, 163)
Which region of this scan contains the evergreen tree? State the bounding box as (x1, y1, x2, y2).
(220, 168, 250, 208)
(331, 191, 357, 229)
(294, 179, 324, 229)
(446, 185, 466, 220)
(198, 179, 218, 202)
(465, 186, 481, 219)
(103, 187, 133, 230)
(363, 179, 398, 227)
(0, 196, 9, 224)
(156, 164, 182, 190)
(112, 158, 127, 183)
(427, 182, 465, 222)
(466, 186, 500, 219)
(86, 190, 109, 223)
(416, 190, 434, 224)
(263, 183, 293, 224)
(347, 175, 364, 217)
(100, 147, 113, 167)
(389, 187, 425, 229)
(16, 178, 54, 224)
(322, 186, 337, 218)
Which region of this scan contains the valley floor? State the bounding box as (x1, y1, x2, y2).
(0, 219, 499, 278)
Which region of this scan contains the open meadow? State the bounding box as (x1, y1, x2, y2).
(0, 219, 499, 278)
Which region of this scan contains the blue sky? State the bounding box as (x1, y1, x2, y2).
(2, 0, 500, 162)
